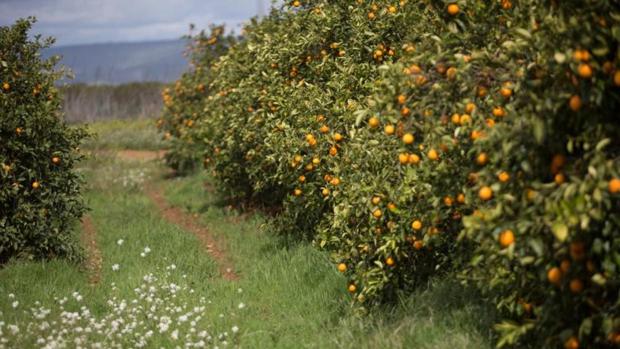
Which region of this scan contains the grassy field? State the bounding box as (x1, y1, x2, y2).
(0, 120, 496, 348)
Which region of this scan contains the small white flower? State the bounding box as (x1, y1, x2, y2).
(140, 253, 146, 257)
(112, 264, 120, 271)
(231, 326, 239, 334)
(8, 293, 15, 299)
(117, 239, 124, 246)
(237, 288, 243, 294)
(11, 301, 18, 309)
(143, 246, 151, 254)
(238, 302, 245, 309)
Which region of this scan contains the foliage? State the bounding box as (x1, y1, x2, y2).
(158, 25, 238, 175)
(0, 18, 88, 263)
(163, 1, 620, 347)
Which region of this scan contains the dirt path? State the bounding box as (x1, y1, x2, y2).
(81, 215, 102, 285)
(145, 183, 239, 281)
(116, 150, 166, 161)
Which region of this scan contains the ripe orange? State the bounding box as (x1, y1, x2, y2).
(614, 71, 620, 86)
(402, 133, 415, 145)
(298, 175, 306, 183)
(428, 149, 439, 161)
(32, 181, 40, 189)
(369, 117, 380, 128)
(337, 263, 347, 273)
(609, 178, 620, 193)
(2, 82, 9, 91)
(564, 336, 579, 349)
(330, 177, 341, 186)
(348, 284, 357, 293)
(413, 240, 424, 250)
(333, 132, 344, 142)
(476, 153, 489, 166)
(444, 196, 453, 206)
(329, 146, 338, 156)
(388, 5, 397, 14)
(52, 157, 61, 165)
(408, 154, 420, 164)
(322, 188, 330, 197)
(451, 113, 461, 124)
(569, 279, 584, 294)
(386, 257, 395, 266)
(577, 63, 592, 79)
(457, 193, 465, 204)
(498, 171, 510, 183)
(385, 124, 395, 135)
(400, 107, 411, 117)
(446, 67, 457, 80)
(569, 95, 582, 111)
(371, 196, 381, 205)
(387, 202, 397, 211)
(15, 127, 23, 135)
(560, 259, 571, 273)
(554, 173, 566, 185)
(320, 125, 329, 133)
(500, 87, 513, 98)
(447, 3, 459, 15)
(478, 186, 493, 201)
(492, 106, 506, 117)
(411, 220, 423, 231)
(293, 188, 302, 196)
(547, 267, 562, 285)
(459, 114, 472, 124)
(367, 11, 375, 20)
(465, 102, 476, 114)
(499, 230, 515, 248)
(397, 94, 406, 104)
(372, 209, 382, 219)
(399, 153, 409, 165)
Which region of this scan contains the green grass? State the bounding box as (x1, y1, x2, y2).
(0, 144, 497, 348)
(79, 118, 164, 151)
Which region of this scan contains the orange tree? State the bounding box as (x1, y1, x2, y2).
(165, 0, 620, 347)
(0, 18, 88, 263)
(158, 25, 236, 174)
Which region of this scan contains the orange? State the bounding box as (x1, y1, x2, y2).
(294, 154, 303, 163)
(329, 146, 338, 156)
(386, 257, 395, 266)
(333, 132, 344, 142)
(569, 95, 582, 111)
(408, 154, 421, 164)
(319, 125, 329, 133)
(478, 186, 493, 201)
(52, 157, 61, 165)
(609, 178, 620, 194)
(499, 230, 515, 248)
(570, 241, 586, 261)
(367, 11, 375, 20)
(476, 153, 488, 166)
(427, 149, 439, 161)
(451, 113, 461, 124)
(447, 3, 459, 15)
(322, 188, 330, 197)
(459, 114, 472, 124)
(369, 117, 380, 128)
(348, 284, 357, 293)
(413, 240, 424, 250)
(500, 87, 513, 98)
(384, 124, 395, 135)
(32, 181, 40, 189)
(547, 267, 562, 285)
(337, 263, 347, 273)
(293, 188, 302, 196)
(330, 177, 341, 186)
(446, 67, 457, 80)
(387, 202, 397, 211)
(492, 106, 506, 117)
(614, 70, 620, 86)
(569, 279, 584, 294)
(371, 196, 381, 205)
(498, 171, 510, 183)
(399, 153, 409, 165)
(298, 175, 306, 183)
(560, 259, 571, 273)
(411, 220, 423, 231)
(457, 193, 466, 204)
(465, 103, 476, 114)
(292, 0, 301, 7)
(2, 82, 9, 91)
(444, 196, 454, 206)
(15, 127, 22, 135)
(577, 63, 592, 79)
(372, 209, 383, 219)
(397, 94, 406, 104)
(388, 5, 397, 14)
(555, 173, 566, 185)
(564, 336, 579, 349)
(401, 107, 411, 117)
(402, 133, 415, 145)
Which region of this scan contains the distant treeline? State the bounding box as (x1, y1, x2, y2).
(61, 82, 164, 122)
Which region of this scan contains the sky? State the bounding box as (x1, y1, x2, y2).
(0, 0, 277, 47)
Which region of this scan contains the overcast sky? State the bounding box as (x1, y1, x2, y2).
(0, 0, 277, 46)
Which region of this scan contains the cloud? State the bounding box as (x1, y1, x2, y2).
(0, 0, 275, 46)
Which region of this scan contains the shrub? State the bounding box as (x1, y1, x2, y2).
(0, 18, 88, 263)
(166, 1, 620, 347)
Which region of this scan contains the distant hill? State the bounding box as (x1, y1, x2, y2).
(44, 40, 190, 85)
